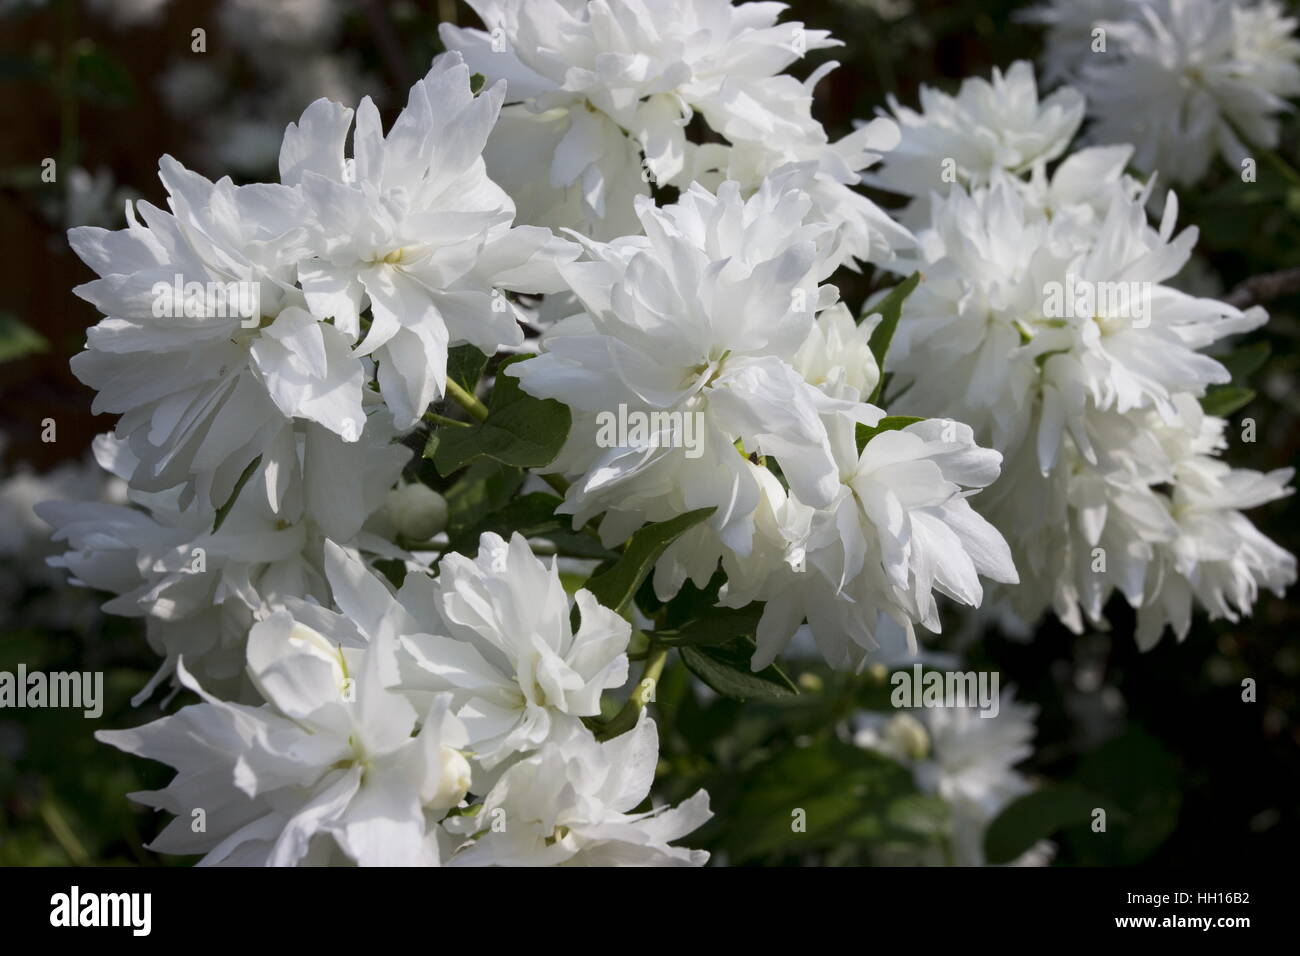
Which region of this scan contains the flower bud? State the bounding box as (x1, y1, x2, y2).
(386, 483, 448, 541)
(884, 713, 930, 762)
(427, 746, 472, 810)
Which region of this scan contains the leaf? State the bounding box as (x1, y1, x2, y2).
(450, 490, 566, 545)
(719, 737, 928, 860)
(446, 343, 489, 394)
(1200, 385, 1255, 417)
(1219, 341, 1271, 382)
(583, 508, 714, 615)
(446, 491, 611, 560)
(984, 785, 1102, 865)
(855, 415, 924, 452)
(680, 636, 797, 700)
(655, 604, 765, 648)
(1200, 341, 1270, 417)
(443, 461, 525, 535)
(1065, 728, 1181, 865)
(211, 455, 261, 533)
(864, 271, 921, 404)
(0, 313, 48, 364)
(432, 356, 571, 474)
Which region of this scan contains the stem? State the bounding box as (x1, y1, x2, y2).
(39, 799, 89, 865)
(444, 377, 489, 422)
(1224, 265, 1300, 309)
(598, 645, 668, 740)
(1262, 149, 1300, 191)
(422, 410, 471, 428)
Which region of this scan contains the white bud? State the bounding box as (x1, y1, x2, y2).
(884, 713, 930, 761)
(386, 484, 449, 541)
(427, 747, 473, 809)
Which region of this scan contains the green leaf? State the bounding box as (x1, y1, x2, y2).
(583, 507, 714, 615)
(655, 604, 764, 648)
(446, 344, 489, 394)
(446, 491, 611, 560)
(0, 313, 48, 363)
(984, 785, 1102, 865)
(443, 461, 525, 534)
(1200, 385, 1256, 417)
(212, 455, 262, 533)
(864, 271, 921, 404)
(432, 356, 571, 475)
(679, 636, 797, 700)
(1065, 728, 1181, 865)
(719, 738, 928, 860)
(1219, 341, 1271, 382)
(448, 491, 564, 549)
(855, 415, 924, 452)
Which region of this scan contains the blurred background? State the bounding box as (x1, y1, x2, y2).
(0, 0, 1296, 866)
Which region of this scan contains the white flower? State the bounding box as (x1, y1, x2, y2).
(445, 714, 710, 866)
(1135, 395, 1296, 647)
(442, 0, 891, 251)
(854, 689, 1041, 866)
(1078, 0, 1300, 184)
(718, 415, 1018, 671)
(870, 61, 1084, 219)
(97, 624, 470, 866)
(385, 483, 449, 542)
(681, 112, 914, 270)
(1020, 0, 1145, 84)
(285, 52, 577, 429)
(67, 156, 355, 511)
(401, 532, 631, 768)
(892, 180, 1266, 468)
(37, 432, 407, 701)
(791, 302, 880, 399)
(511, 176, 873, 556)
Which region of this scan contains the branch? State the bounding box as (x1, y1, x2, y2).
(1224, 267, 1300, 309)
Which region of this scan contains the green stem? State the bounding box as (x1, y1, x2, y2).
(444, 377, 489, 422)
(598, 645, 667, 740)
(422, 410, 471, 428)
(39, 799, 89, 866)
(1262, 149, 1300, 191)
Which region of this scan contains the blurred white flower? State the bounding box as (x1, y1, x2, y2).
(1020, 0, 1144, 83)
(854, 689, 1043, 866)
(1078, 0, 1300, 184)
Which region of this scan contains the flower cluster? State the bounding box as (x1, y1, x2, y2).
(441, 0, 910, 267)
(1028, 0, 1300, 183)
(875, 59, 1295, 645)
(36, 0, 1297, 867)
